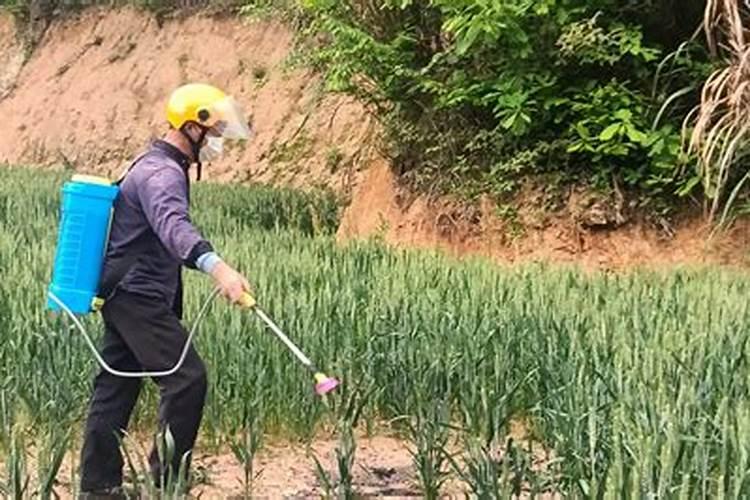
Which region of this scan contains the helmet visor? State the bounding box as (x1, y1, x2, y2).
(210, 96, 251, 140)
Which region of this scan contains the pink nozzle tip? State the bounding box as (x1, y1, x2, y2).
(314, 377, 340, 395)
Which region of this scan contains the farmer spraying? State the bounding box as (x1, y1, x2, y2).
(78, 83, 252, 498)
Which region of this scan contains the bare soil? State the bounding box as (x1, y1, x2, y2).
(192, 435, 426, 499)
(338, 159, 750, 271)
(36, 421, 556, 499)
(48, 434, 429, 499)
(0, 8, 375, 193)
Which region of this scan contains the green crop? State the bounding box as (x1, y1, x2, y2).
(2, 165, 750, 497)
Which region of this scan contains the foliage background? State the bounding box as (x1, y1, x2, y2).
(300, 0, 712, 210)
(1, 0, 733, 217)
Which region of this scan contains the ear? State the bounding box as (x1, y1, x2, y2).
(184, 122, 198, 136)
(183, 122, 203, 142)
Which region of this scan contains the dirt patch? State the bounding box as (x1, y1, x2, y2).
(338, 160, 750, 270)
(0, 8, 374, 193)
(192, 435, 425, 498)
(41, 433, 461, 498)
(36, 426, 558, 498)
(9, 420, 552, 498)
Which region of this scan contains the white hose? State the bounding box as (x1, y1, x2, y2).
(47, 288, 220, 378)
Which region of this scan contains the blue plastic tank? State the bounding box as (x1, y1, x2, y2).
(47, 175, 119, 314)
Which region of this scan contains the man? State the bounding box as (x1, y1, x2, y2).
(79, 83, 252, 498)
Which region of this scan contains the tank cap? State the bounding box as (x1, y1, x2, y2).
(71, 174, 113, 186)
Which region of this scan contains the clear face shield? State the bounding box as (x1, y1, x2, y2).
(210, 96, 252, 140)
(199, 96, 252, 163)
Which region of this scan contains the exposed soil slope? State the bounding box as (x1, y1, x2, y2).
(338, 160, 750, 270)
(0, 8, 374, 193)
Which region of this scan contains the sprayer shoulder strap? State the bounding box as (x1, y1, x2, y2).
(114, 150, 152, 186)
(95, 152, 159, 306)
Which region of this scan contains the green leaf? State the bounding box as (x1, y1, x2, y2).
(614, 109, 633, 121)
(625, 125, 648, 144)
(599, 123, 622, 141)
(456, 23, 483, 55)
(676, 175, 701, 197)
(501, 113, 518, 131)
(575, 122, 591, 139)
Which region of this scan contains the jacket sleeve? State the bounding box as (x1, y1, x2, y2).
(136, 166, 213, 268)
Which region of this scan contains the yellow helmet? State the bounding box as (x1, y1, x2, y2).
(165, 83, 251, 139)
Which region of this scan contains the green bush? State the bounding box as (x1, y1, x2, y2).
(302, 0, 711, 204)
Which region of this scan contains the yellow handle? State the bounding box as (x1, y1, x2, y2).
(240, 292, 257, 309)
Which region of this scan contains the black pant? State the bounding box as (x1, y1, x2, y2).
(79, 290, 208, 492)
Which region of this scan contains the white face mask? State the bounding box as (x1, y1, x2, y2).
(199, 136, 224, 162)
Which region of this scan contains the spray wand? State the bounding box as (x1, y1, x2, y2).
(239, 292, 340, 395)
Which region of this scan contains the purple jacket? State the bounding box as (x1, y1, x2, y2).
(100, 140, 213, 317)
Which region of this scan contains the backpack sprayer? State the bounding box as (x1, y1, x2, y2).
(45, 174, 339, 395)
